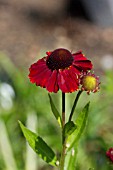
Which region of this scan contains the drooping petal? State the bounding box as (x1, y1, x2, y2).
(29, 58, 52, 87)
(58, 70, 69, 93)
(46, 70, 59, 93)
(29, 65, 48, 81)
(29, 58, 46, 70)
(68, 66, 80, 86)
(36, 69, 52, 87)
(58, 68, 79, 93)
(69, 65, 80, 74)
(64, 69, 79, 92)
(66, 66, 81, 91)
(29, 58, 47, 77)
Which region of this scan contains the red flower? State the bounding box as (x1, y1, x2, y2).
(106, 148, 113, 162)
(29, 48, 93, 93)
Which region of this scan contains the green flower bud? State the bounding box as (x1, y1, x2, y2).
(80, 72, 100, 94)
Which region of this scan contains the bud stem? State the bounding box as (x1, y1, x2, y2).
(69, 90, 82, 122)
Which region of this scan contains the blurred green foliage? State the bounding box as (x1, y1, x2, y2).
(0, 52, 113, 170)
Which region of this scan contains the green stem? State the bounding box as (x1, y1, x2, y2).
(60, 92, 66, 170)
(69, 90, 82, 122)
(62, 92, 65, 128)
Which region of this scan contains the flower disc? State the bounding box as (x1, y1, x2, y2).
(46, 48, 74, 70)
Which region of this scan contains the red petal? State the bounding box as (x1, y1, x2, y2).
(68, 66, 80, 86)
(72, 51, 87, 60)
(65, 68, 79, 91)
(46, 70, 59, 93)
(70, 65, 80, 74)
(35, 69, 52, 87)
(46, 51, 52, 56)
(58, 68, 79, 93)
(58, 71, 69, 93)
(29, 58, 47, 75)
(29, 64, 47, 78)
(72, 51, 93, 71)
(28, 58, 52, 87)
(73, 60, 93, 71)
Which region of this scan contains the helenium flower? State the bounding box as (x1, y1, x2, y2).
(29, 48, 93, 93)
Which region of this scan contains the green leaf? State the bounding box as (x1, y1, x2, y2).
(64, 102, 90, 169)
(18, 121, 57, 166)
(48, 94, 62, 127)
(63, 121, 77, 141)
(65, 143, 78, 170)
(67, 102, 90, 151)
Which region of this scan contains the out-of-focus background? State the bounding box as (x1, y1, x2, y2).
(0, 0, 113, 170)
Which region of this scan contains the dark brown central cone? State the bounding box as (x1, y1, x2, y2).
(46, 48, 74, 70)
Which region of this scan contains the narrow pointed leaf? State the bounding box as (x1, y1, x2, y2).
(19, 121, 57, 166)
(65, 143, 78, 170)
(67, 102, 90, 151)
(48, 94, 62, 127)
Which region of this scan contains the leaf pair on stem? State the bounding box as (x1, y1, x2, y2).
(19, 91, 90, 169)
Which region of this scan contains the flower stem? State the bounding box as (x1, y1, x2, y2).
(69, 90, 82, 122)
(62, 92, 65, 128)
(60, 92, 66, 170)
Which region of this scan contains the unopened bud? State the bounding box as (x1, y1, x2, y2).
(80, 72, 100, 94)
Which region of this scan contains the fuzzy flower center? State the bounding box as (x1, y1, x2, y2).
(46, 48, 74, 70)
(82, 75, 97, 91)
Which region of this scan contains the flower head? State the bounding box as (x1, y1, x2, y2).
(106, 148, 113, 163)
(80, 71, 100, 94)
(29, 48, 93, 93)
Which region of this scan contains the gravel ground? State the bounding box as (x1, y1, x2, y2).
(0, 2, 113, 74)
